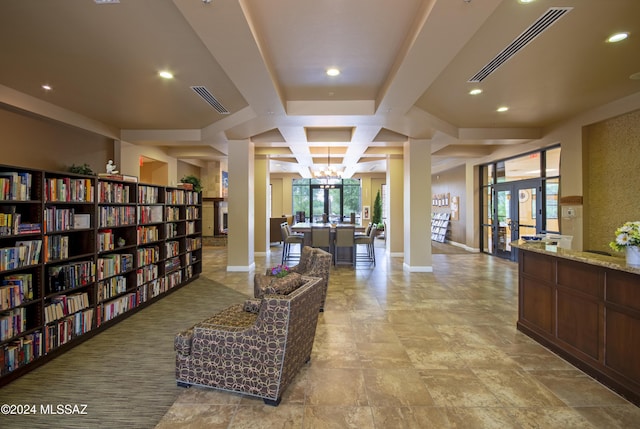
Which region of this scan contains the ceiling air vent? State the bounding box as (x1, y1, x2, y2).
(468, 7, 572, 83)
(190, 86, 230, 114)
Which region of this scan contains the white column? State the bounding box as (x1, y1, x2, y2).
(227, 140, 255, 272)
(254, 155, 269, 256)
(387, 155, 404, 257)
(403, 139, 432, 272)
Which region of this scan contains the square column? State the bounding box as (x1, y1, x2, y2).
(227, 140, 255, 272)
(404, 139, 432, 272)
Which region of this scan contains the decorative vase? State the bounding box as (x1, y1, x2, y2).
(626, 246, 640, 267)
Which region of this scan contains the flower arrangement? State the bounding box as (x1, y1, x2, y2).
(270, 264, 291, 278)
(609, 221, 640, 252)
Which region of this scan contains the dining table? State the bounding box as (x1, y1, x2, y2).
(290, 222, 366, 264)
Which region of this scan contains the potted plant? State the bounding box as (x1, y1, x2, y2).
(180, 175, 203, 193)
(68, 163, 95, 175)
(372, 190, 383, 233)
(609, 221, 640, 266)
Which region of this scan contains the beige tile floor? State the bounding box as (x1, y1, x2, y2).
(157, 241, 640, 429)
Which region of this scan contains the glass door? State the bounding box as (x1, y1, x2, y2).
(493, 180, 540, 260)
(311, 185, 344, 223)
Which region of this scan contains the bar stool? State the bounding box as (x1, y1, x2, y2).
(334, 225, 355, 266)
(354, 224, 376, 266)
(311, 225, 331, 253)
(281, 222, 303, 264)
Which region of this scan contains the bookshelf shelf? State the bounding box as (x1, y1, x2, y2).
(0, 164, 202, 384)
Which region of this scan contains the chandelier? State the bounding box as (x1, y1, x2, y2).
(313, 147, 343, 185)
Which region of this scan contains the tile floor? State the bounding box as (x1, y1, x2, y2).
(156, 241, 640, 428)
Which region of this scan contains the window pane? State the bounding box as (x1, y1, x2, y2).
(545, 147, 561, 177)
(483, 186, 492, 224)
(481, 164, 494, 186)
(545, 179, 559, 232)
(502, 153, 540, 182)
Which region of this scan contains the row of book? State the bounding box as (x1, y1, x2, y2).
(137, 264, 159, 286)
(47, 260, 96, 294)
(137, 225, 159, 244)
(97, 253, 133, 280)
(138, 205, 163, 224)
(137, 246, 160, 267)
(166, 222, 179, 239)
(98, 181, 131, 204)
(97, 229, 115, 252)
(44, 309, 93, 353)
(166, 189, 187, 205)
(166, 206, 180, 221)
(166, 240, 180, 258)
(186, 221, 197, 235)
(0, 210, 41, 236)
(44, 235, 69, 262)
(98, 206, 136, 228)
(138, 185, 159, 204)
(1, 332, 42, 375)
(186, 237, 202, 252)
(99, 293, 137, 325)
(1, 274, 34, 310)
(0, 240, 42, 271)
(44, 206, 76, 233)
(0, 307, 26, 342)
(97, 276, 127, 302)
(44, 292, 90, 324)
(44, 177, 94, 203)
(165, 257, 181, 273)
(0, 171, 32, 201)
(185, 206, 200, 220)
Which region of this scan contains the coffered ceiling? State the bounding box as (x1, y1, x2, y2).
(0, 0, 638, 176)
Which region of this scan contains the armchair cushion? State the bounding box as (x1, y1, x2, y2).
(243, 298, 262, 313)
(254, 272, 305, 297)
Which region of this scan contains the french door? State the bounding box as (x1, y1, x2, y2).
(493, 179, 540, 260)
(310, 185, 343, 223)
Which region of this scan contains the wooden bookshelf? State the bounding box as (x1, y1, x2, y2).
(0, 164, 202, 385)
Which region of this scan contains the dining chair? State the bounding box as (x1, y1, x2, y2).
(311, 225, 331, 253)
(281, 222, 303, 264)
(354, 224, 376, 266)
(334, 225, 355, 266)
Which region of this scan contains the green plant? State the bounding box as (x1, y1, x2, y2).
(372, 189, 382, 226)
(180, 175, 202, 192)
(68, 163, 95, 175)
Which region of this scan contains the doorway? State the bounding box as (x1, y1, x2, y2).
(494, 179, 540, 260)
(311, 185, 343, 223)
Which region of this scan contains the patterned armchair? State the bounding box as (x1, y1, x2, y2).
(175, 276, 323, 406)
(255, 246, 332, 311)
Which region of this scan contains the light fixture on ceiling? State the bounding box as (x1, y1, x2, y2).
(158, 70, 174, 79)
(314, 147, 343, 187)
(326, 68, 340, 77)
(94, 0, 120, 4)
(41, 84, 52, 91)
(607, 32, 629, 43)
(469, 88, 482, 95)
(497, 106, 509, 112)
(630, 72, 640, 80)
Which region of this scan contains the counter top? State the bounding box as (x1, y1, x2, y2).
(512, 240, 640, 275)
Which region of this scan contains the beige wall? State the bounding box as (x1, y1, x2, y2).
(177, 161, 202, 185)
(432, 165, 467, 244)
(584, 109, 640, 252)
(0, 106, 112, 172)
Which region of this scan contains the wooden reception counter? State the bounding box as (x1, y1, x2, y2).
(514, 241, 640, 406)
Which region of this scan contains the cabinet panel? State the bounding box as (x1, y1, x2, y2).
(557, 259, 603, 298)
(605, 309, 640, 385)
(521, 251, 555, 283)
(557, 289, 600, 359)
(520, 276, 553, 334)
(606, 270, 640, 313)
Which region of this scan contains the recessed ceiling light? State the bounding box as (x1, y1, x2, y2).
(630, 72, 640, 80)
(326, 68, 340, 77)
(518, 0, 535, 4)
(94, 0, 120, 4)
(607, 32, 629, 43)
(469, 88, 483, 95)
(41, 84, 52, 91)
(497, 106, 509, 112)
(159, 70, 174, 79)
